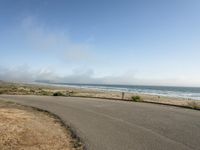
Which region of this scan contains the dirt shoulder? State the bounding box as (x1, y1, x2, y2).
(0, 100, 83, 150)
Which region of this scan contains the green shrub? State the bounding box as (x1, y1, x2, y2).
(53, 91, 64, 96)
(131, 96, 142, 102)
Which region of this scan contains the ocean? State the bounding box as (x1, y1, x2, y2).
(48, 83, 200, 100)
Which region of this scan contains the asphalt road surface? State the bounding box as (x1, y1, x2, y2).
(0, 95, 200, 150)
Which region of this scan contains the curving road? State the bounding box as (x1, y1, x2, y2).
(0, 95, 200, 150)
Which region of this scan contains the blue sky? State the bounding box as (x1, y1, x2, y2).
(1, 0, 200, 86)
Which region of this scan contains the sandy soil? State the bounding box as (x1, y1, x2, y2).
(0, 101, 82, 150)
(0, 80, 200, 109)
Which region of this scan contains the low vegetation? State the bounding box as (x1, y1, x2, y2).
(0, 81, 74, 97)
(53, 91, 65, 96)
(131, 95, 142, 102)
(187, 101, 200, 109)
(1, 81, 200, 111)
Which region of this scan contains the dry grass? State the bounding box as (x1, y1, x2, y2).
(187, 101, 200, 109)
(1, 81, 200, 110)
(0, 101, 83, 150)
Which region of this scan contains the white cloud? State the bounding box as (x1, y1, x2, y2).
(0, 65, 57, 82)
(1, 16, 200, 87)
(1, 65, 200, 87)
(21, 16, 93, 62)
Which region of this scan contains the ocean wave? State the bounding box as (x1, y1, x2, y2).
(42, 83, 200, 100)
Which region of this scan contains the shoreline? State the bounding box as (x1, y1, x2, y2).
(0, 81, 200, 110)
(34, 82, 200, 101)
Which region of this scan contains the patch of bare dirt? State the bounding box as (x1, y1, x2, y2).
(0, 101, 82, 150)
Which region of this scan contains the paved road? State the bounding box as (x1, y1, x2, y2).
(0, 95, 200, 150)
